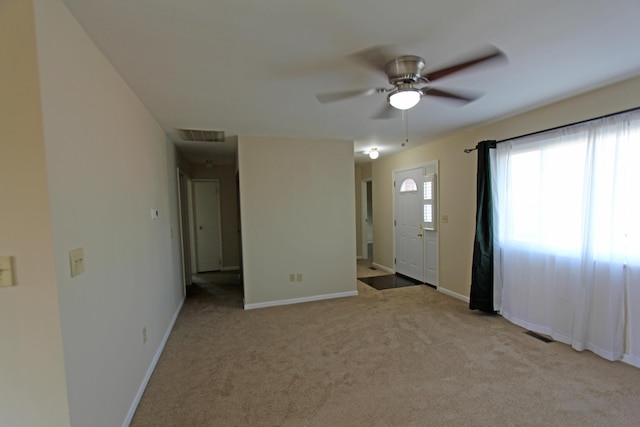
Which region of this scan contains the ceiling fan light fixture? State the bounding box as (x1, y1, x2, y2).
(368, 148, 379, 160)
(388, 89, 421, 110)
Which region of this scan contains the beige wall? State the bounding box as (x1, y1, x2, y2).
(32, 0, 185, 426)
(238, 136, 357, 307)
(174, 146, 194, 176)
(4, 2, 637, 424)
(373, 75, 640, 299)
(0, 1, 71, 425)
(191, 163, 240, 269)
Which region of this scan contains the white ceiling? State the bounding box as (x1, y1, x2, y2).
(61, 0, 640, 164)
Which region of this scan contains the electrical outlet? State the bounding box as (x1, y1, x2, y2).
(289, 273, 295, 282)
(143, 327, 147, 344)
(296, 273, 303, 282)
(69, 248, 85, 278)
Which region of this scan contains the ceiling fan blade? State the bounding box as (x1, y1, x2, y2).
(371, 102, 401, 120)
(316, 87, 383, 104)
(348, 45, 399, 74)
(422, 87, 482, 105)
(424, 45, 507, 82)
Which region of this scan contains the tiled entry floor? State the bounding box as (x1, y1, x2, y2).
(358, 273, 423, 290)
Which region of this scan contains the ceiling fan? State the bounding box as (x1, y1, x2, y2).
(315, 44, 507, 119)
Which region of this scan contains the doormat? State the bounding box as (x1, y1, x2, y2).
(358, 274, 423, 290)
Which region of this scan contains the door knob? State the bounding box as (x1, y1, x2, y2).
(198, 226, 204, 230)
(417, 232, 423, 237)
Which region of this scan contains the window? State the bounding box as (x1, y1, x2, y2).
(495, 111, 640, 262)
(504, 137, 586, 253)
(492, 109, 640, 363)
(399, 178, 418, 193)
(423, 173, 436, 230)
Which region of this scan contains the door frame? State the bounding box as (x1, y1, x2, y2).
(192, 178, 223, 272)
(392, 160, 439, 285)
(423, 161, 439, 287)
(176, 168, 193, 295)
(360, 178, 372, 260)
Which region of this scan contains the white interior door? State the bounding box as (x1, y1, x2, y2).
(394, 167, 424, 281)
(194, 180, 222, 272)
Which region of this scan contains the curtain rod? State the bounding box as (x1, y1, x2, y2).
(463, 105, 640, 153)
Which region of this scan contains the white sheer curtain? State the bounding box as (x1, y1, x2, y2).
(492, 109, 640, 363)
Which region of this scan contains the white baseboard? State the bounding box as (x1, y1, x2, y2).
(122, 296, 185, 427)
(437, 287, 470, 303)
(221, 265, 240, 271)
(371, 263, 394, 274)
(244, 290, 358, 310)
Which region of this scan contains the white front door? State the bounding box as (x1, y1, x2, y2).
(394, 167, 424, 281)
(194, 180, 222, 272)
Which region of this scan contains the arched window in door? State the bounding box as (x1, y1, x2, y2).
(399, 178, 418, 193)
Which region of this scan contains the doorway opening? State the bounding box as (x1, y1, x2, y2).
(393, 161, 439, 286)
(361, 178, 373, 261)
(177, 168, 193, 295)
(177, 172, 244, 307)
(187, 269, 244, 308)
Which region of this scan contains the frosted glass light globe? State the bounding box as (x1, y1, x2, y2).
(389, 89, 421, 110)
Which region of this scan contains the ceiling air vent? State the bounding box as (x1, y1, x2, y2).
(176, 128, 225, 142)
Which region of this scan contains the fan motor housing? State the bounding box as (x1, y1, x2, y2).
(385, 55, 426, 85)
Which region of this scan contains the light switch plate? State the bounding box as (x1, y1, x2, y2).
(0, 256, 15, 287)
(69, 248, 85, 277)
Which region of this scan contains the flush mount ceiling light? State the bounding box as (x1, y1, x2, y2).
(388, 88, 422, 110)
(368, 148, 379, 160)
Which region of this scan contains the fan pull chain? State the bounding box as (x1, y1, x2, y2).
(402, 110, 409, 147)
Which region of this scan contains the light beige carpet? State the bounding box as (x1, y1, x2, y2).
(131, 273, 640, 426)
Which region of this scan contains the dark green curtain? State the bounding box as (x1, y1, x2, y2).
(469, 140, 497, 313)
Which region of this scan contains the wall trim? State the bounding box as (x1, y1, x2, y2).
(244, 291, 358, 310)
(122, 297, 185, 427)
(371, 262, 394, 274)
(437, 287, 470, 303)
